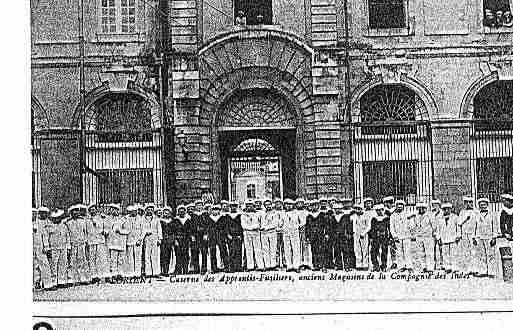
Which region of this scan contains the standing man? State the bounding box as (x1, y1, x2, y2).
(173, 205, 190, 275)
(107, 204, 129, 283)
(274, 199, 287, 270)
(500, 194, 513, 241)
(66, 204, 90, 285)
(226, 201, 244, 272)
(473, 198, 500, 277)
(260, 199, 279, 271)
(295, 198, 312, 270)
(306, 200, 324, 271)
(33, 208, 54, 291)
(320, 198, 335, 270)
(160, 206, 175, 277)
(436, 203, 459, 273)
(47, 210, 70, 288)
(186, 203, 201, 274)
(365, 204, 391, 272)
(390, 200, 413, 271)
(457, 196, 479, 275)
(352, 203, 370, 270)
(283, 199, 301, 272)
(241, 201, 264, 271)
(207, 205, 225, 273)
(430, 199, 444, 270)
(85, 204, 109, 284)
(124, 205, 144, 282)
(142, 205, 162, 278)
(382, 196, 396, 269)
(409, 202, 436, 273)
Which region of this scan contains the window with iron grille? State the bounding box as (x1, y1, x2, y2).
(234, 0, 273, 25)
(360, 84, 424, 135)
(483, 0, 513, 28)
(92, 93, 153, 142)
(97, 168, 153, 205)
(247, 183, 256, 199)
(363, 160, 417, 203)
(473, 80, 513, 131)
(477, 157, 513, 202)
(368, 0, 407, 29)
(100, 0, 137, 34)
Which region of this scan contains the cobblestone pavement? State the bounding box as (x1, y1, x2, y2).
(34, 270, 513, 302)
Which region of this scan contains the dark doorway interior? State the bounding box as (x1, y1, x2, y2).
(219, 129, 296, 201)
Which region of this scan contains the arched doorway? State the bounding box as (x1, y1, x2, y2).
(217, 88, 298, 201)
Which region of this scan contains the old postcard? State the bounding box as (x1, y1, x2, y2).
(28, 0, 513, 326)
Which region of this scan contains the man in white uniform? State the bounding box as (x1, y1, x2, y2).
(390, 200, 413, 271)
(283, 199, 301, 272)
(352, 203, 370, 270)
(409, 202, 436, 273)
(436, 203, 459, 273)
(457, 196, 479, 275)
(473, 198, 500, 278)
(241, 201, 264, 271)
(260, 199, 279, 270)
(33, 208, 54, 290)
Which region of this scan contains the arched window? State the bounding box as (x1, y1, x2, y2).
(474, 80, 513, 130)
(233, 138, 276, 154)
(359, 84, 426, 134)
(88, 93, 153, 142)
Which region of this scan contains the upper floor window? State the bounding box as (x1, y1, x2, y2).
(234, 0, 272, 26)
(100, 0, 137, 34)
(368, 0, 406, 29)
(483, 0, 513, 28)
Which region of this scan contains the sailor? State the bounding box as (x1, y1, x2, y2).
(390, 200, 413, 271)
(185, 203, 201, 274)
(85, 204, 109, 284)
(319, 197, 335, 270)
(363, 197, 375, 214)
(351, 203, 370, 270)
(409, 202, 436, 273)
(430, 199, 443, 270)
(241, 200, 265, 271)
(106, 204, 129, 283)
(220, 200, 230, 215)
(259, 199, 278, 270)
(334, 198, 356, 271)
(172, 205, 190, 275)
(226, 201, 244, 272)
(435, 203, 459, 273)
(142, 205, 162, 278)
(500, 194, 513, 240)
(364, 204, 391, 272)
(306, 199, 324, 271)
(66, 204, 90, 285)
(33, 207, 54, 291)
(206, 204, 224, 273)
(124, 205, 144, 282)
(160, 206, 175, 276)
(47, 209, 70, 288)
(457, 196, 479, 275)
(473, 198, 500, 277)
(295, 198, 312, 270)
(274, 198, 287, 270)
(214, 204, 231, 272)
(382, 196, 397, 269)
(283, 198, 301, 272)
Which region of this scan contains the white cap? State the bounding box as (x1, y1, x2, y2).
(296, 198, 305, 203)
(162, 206, 173, 212)
(477, 198, 490, 204)
(340, 197, 352, 203)
(463, 196, 473, 202)
(51, 209, 64, 218)
(416, 202, 428, 208)
(441, 202, 453, 209)
(68, 204, 87, 212)
(144, 203, 156, 209)
(108, 203, 121, 210)
(32, 208, 38, 212)
(500, 194, 513, 201)
(186, 203, 195, 209)
(284, 198, 294, 204)
(220, 200, 229, 204)
(431, 199, 441, 205)
(363, 197, 374, 203)
(212, 204, 221, 210)
(310, 199, 319, 204)
(245, 200, 255, 205)
(383, 196, 395, 203)
(263, 199, 273, 204)
(126, 205, 138, 212)
(395, 200, 406, 206)
(353, 203, 364, 209)
(373, 204, 385, 210)
(177, 204, 187, 210)
(38, 206, 50, 213)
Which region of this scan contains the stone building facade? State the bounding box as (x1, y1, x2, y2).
(31, 0, 513, 209)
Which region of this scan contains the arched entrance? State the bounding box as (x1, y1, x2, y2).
(217, 88, 298, 201)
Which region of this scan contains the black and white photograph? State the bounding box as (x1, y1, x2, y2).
(19, 0, 513, 327)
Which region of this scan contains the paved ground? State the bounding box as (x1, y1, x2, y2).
(34, 270, 513, 302)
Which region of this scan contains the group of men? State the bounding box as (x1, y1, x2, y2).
(33, 193, 513, 291)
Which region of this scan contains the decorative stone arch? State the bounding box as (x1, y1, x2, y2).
(31, 95, 50, 131)
(459, 72, 500, 119)
(197, 29, 314, 199)
(71, 82, 162, 129)
(350, 76, 437, 122)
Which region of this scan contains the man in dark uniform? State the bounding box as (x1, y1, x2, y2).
(198, 204, 215, 274)
(500, 194, 513, 240)
(185, 203, 201, 274)
(366, 204, 392, 272)
(160, 206, 175, 276)
(319, 198, 335, 270)
(226, 202, 243, 272)
(334, 198, 356, 271)
(172, 205, 190, 275)
(209, 204, 228, 273)
(306, 200, 324, 270)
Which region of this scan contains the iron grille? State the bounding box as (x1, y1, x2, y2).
(473, 80, 513, 131)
